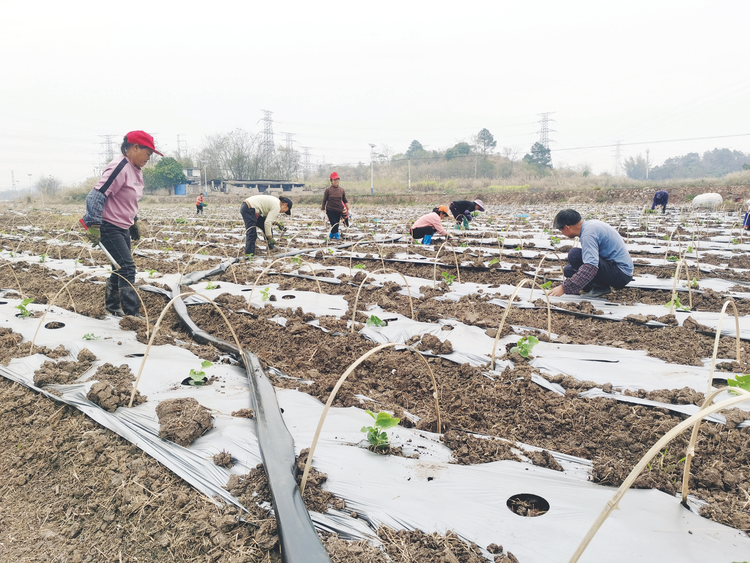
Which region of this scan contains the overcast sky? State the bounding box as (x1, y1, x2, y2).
(2, 0, 749, 189)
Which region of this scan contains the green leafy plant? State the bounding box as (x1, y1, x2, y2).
(175, 218, 187, 224)
(510, 335, 539, 358)
(245, 253, 254, 261)
(82, 333, 100, 340)
(461, 242, 468, 248)
(291, 256, 301, 267)
(665, 295, 690, 312)
(732, 238, 740, 245)
(549, 236, 561, 245)
(662, 235, 669, 240)
(667, 256, 679, 262)
(360, 410, 400, 450)
(441, 271, 456, 286)
(260, 287, 271, 301)
(366, 315, 386, 327)
(686, 245, 693, 253)
(205, 281, 218, 290)
(200, 249, 208, 255)
(327, 248, 335, 255)
(39, 253, 47, 263)
(188, 360, 213, 386)
(489, 258, 499, 266)
(690, 277, 699, 288)
(353, 263, 366, 270)
(147, 269, 158, 278)
(540, 281, 552, 290)
(727, 374, 750, 392)
(15, 298, 34, 318)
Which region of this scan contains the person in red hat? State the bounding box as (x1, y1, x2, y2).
(321, 171, 349, 239)
(81, 130, 162, 317)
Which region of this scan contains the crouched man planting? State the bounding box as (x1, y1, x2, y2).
(548, 209, 633, 299)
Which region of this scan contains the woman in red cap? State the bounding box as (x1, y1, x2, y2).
(321, 172, 348, 239)
(82, 131, 162, 317)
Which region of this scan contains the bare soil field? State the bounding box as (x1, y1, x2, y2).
(1, 201, 749, 562)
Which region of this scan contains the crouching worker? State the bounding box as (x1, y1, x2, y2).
(548, 209, 633, 299)
(410, 206, 451, 245)
(651, 190, 668, 214)
(449, 199, 485, 229)
(240, 195, 292, 257)
(82, 130, 162, 317)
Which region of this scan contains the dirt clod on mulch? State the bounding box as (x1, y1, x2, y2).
(232, 408, 255, 418)
(33, 348, 95, 387)
(213, 450, 235, 468)
(155, 397, 213, 447)
(85, 362, 147, 412)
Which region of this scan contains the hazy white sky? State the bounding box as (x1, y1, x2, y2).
(2, 0, 749, 189)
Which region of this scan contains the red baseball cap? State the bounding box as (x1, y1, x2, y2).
(125, 130, 163, 156)
(330, 171, 340, 180)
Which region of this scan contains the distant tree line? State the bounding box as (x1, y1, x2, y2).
(624, 148, 750, 180)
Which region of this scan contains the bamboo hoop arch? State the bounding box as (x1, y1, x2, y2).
(705, 299, 742, 396)
(29, 267, 115, 354)
(246, 256, 323, 306)
(128, 292, 244, 407)
(489, 279, 553, 369)
(0, 263, 27, 298)
(349, 268, 415, 332)
(667, 258, 694, 313)
(680, 385, 750, 504)
(432, 240, 461, 288)
(528, 252, 566, 302)
(568, 391, 750, 563)
(299, 342, 442, 494)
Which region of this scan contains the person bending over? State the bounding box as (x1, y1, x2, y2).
(240, 195, 292, 257)
(651, 190, 668, 214)
(410, 206, 451, 245)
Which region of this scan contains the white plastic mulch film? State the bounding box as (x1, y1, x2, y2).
(3, 201, 750, 563)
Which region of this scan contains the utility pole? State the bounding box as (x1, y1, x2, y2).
(645, 148, 651, 180)
(11, 170, 16, 200)
(408, 159, 411, 194)
(177, 134, 187, 160)
(99, 134, 115, 165)
(260, 110, 277, 179)
(369, 144, 376, 196)
(536, 112, 557, 164)
(301, 146, 311, 180)
(611, 141, 623, 176)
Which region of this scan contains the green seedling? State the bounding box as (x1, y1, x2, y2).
(188, 360, 212, 386)
(732, 238, 740, 245)
(665, 295, 690, 312)
(489, 258, 499, 266)
(461, 242, 468, 248)
(510, 335, 539, 358)
(515, 246, 521, 251)
(200, 249, 208, 255)
(662, 235, 669, 240)
(245, 253, 254, 261)
(327, 248, 335, 255)
(291, 256, 302, 267)
(260, 287, 271, 301)
(366, 315, 386, 327)
(175, 218, 187, 224)
(727, 374, 750, 393)
(540, 281, 552, 290)
(360, 409, 400, 450)
(147, 269, 158, 278)
(82, 333, 100, 341)
(471, 211, 479, 217)
(205, 281, 218, 290)
(353, 263, 366, 270)
(549, 236, 561, 245)
(686, 245, 693, 253)
(441, 271, 456, 286)
(15, 298, 34, 318)
(39, 253, 47, 263)
(690, 277, 699, 288)
(667, 256, 679, 262)
(498, 237, 505, 246)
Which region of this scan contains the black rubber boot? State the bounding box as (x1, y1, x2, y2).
(105, 277, 125, 317)
(120, 285, 144, 318)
